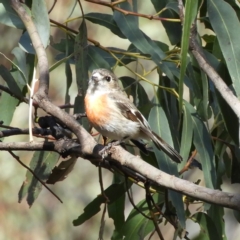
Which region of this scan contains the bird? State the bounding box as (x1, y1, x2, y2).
(84, 68, 182, 163)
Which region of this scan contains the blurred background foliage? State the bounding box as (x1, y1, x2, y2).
(1, 0, 240, 239)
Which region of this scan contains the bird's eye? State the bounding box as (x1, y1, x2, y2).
(104, 76, 111, 82)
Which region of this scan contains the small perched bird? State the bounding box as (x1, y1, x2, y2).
(84, 68, 182, 163)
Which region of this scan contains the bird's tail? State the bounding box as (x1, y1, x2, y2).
(151, 131, 182, 163)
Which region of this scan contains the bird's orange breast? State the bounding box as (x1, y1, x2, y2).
(84, 94, 109, 127)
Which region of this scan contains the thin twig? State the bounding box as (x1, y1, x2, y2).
(98, 202, 107, 240)
(125, 175, 152, 220)
(48, 0, 57, 13)
(98, 166, 110, 203)
(85, 0, 180, 22)
(179, 150, 197, 174)
(145, 182, 164, 240)
(8, 150, 63, 203)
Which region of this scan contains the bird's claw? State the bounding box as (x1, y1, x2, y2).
(99, 144, 112, 158)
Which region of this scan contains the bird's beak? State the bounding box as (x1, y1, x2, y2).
(91, 75, 99, 82)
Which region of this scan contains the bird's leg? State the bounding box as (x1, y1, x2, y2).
(99, 136, 129, 158)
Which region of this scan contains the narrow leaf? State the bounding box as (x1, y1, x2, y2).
(73, 183, 126, 226)
(208, 0, 240, 97)
(0, 0, 25, 29)
(18, 151, 59, 206)
(74, 20, 89, 129)
(180, 103, 193, 162)
(186, 101, 216, 189)
(32, 0, 50, 48)
(0, 65, 23, 98)
(85, 13, 126, 39)
(178, 0, 198, 115)
(151, 0, 182, 45)
(0, 91, 18, 129)
(113, 2, 178, 83)
(148, 99, 185, 227)
(87, 46, 111, 71)
(120, 198, 154, 240)
(192, 212, 221, 240)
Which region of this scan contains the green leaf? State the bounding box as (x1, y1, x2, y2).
(192, 212, 221, 240)
(207, 205, 227, 240)
(178, 0, 198, 115)
(0, 65, 23, 98)
(0, 91, 18, 130)
(151, 0, 182, 45)
(65, 60, 72, 112)
(74, 20, 89, 129)
(113, 1, 178, 84)
(108, 174, 125, 240)
(74, 20, 88, 96)
(11, 47, 28, 84)
(120, 76, 151, 109)
(46, 157, 77, 184)
(0, 0, 25, 29)
(19, 31, 35, 54)
(87, 46, 111, 71)
(73, 183, 127, 226)
(18, 0, 50, 53)
(215, 90, 239, 146)
(186, 102, 216, 189)
(148, 99, 185, 227)
(208, 0, 240, 97)
(120, 198, 154, 240)
(180, 103, 193, 163)
(85, 13, 126, 39)
(18, 151, 60, 206)
(32, 0, 50, 48)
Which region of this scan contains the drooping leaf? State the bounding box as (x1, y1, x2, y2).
(120, 200, 153, 239)
(0, 0, 25, 29)
(74, 20, 89, 129)
(178, 0, 198, 114)
(32, 0, 50, 48)
(148, 98, 185, 228)
(0, 91, 18, 130)
(0, 65, 23, 98)
(192, 212, 221, 240)
(85, 13, 126, 39)
(87, 45, 111, 71)
(46, 157, 77, 184)
(108, 174, 126, 240)
(207, 205, 227, 240)
(73, 182, 127, 226)
(185, 102, 216, 190)
(11, 47, 28, 84)
(18, 150, 60, 206)
(208, 0, 240, 97)
(18, 0, 50, 53)
(113, 1, 179, 84)
(151, 0, 182, 45)
(180, 103, 193, 163)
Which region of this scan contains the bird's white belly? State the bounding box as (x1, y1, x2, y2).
(95, 117, 140, 140)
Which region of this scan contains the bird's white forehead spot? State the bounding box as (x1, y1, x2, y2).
(92, 71, 102, 79)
